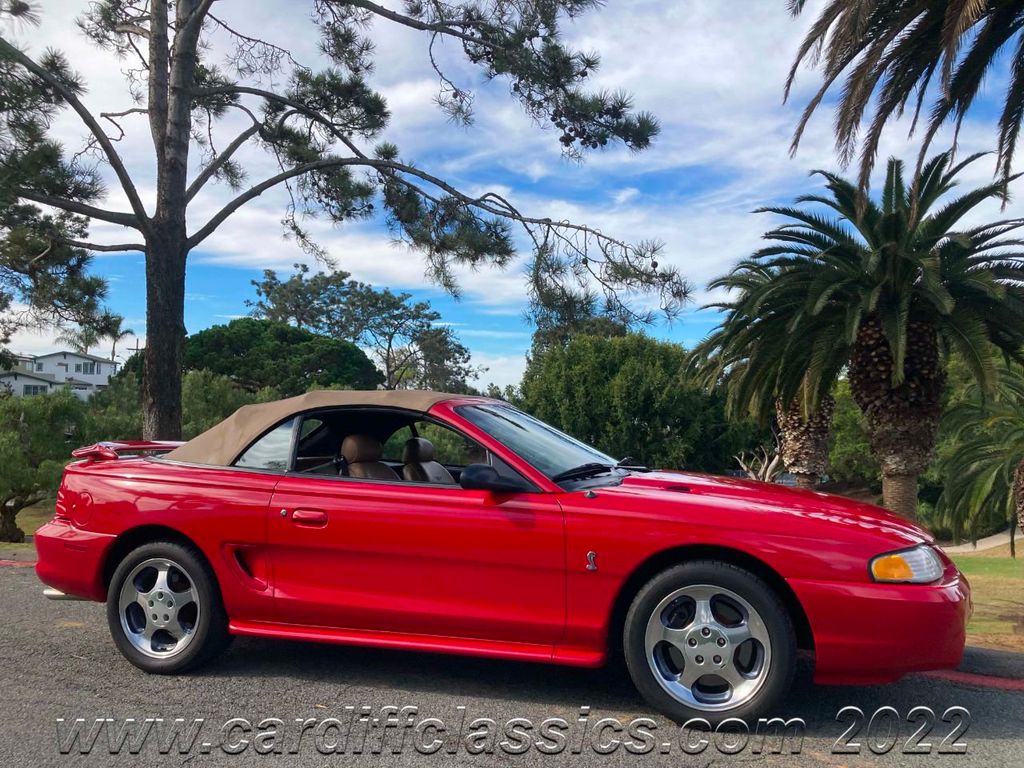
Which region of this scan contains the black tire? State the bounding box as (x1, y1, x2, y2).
(623, 560, 796, 724)
(106, 540, 231, 674)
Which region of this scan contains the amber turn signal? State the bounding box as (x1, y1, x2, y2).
(869, 545, 943, 584)
(870, 554, 914, 581)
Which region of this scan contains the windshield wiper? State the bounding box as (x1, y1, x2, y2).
(551, 462, 615, 482)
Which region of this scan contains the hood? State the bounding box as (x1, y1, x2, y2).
(595, 470, 931, 547)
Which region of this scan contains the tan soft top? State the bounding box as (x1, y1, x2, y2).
(164, 389, 470, 466)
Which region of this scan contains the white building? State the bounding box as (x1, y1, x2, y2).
(1, 350, 119, 400)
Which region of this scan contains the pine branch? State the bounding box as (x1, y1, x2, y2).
(192, 84, 367, 156)
(185, 122, 261, 202)
(0, 37, 151, 234)
(344, 0, 483, 45)
(14, 189, 140, 229)
(187, 156, 637, 252)
(60, 239, 147, 253)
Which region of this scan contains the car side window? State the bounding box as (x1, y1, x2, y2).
(416, 421, 485, 466)
(234, 417, 296, 471)
(382, 420, 484, 466)
(381, 425, 413, 462)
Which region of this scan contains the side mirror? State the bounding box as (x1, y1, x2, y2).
(459, 463, 527, 493)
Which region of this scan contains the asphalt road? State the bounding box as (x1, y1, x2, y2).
(2, 564, 1021, 768)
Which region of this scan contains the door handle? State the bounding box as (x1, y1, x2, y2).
(291, 508, 328, 527)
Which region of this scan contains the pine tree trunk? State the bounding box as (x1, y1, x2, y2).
(142, 231, 187, 440)
(140, 0, 200, 440)
(848, 314, 945, 520)
(775, 394, 835, 488)
(0, 508, 25, 543)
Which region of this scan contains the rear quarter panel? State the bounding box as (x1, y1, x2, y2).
(55, 458, 279, 620)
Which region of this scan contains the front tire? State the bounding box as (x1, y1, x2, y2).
(623, 560, 796, 723)
(106, 541, 230, 673)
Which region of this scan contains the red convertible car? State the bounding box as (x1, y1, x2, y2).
(35, 390, 969, 722)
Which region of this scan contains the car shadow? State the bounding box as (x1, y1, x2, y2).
(196, 639, 1019, 741)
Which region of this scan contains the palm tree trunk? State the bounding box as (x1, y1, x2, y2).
(1014, 458, 1023, 559)
(848, 315, 946, 520)
(775, 394, 835, 489)
(882, 474, 920, 519)
(792, 472, 818, 489)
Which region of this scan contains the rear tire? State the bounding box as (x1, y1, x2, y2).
(106, 541, 230, 673)
(623, 560, 796, 723)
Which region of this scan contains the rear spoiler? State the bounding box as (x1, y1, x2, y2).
(71, 440, 184, 461)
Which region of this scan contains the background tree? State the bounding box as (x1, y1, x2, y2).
(528, 281, 634, 352)
(98, 313, 134, 361)
(84, 368, 279, 442)
(690, 321, 838, 489)
(339, 285, 484, 390)
(407, 325, 482, 392)
(82, 371, 144, 442)
(183, 317, 380, 396)
(827, 379, 880, 487)
(786, 0, 1024, 188)
(694, 152, 1024, 518)
(0, 388, 83, 542)
(56, 323, 100, 355)
(517, 333, 760, 472)
(0, 0, 686, 439)
(0, 204, 107, 364)
(247, 263, 358, 331)
(937, 362, 1024, 552)
(180, 369, 277, 438)
(250, 265, 483, 391)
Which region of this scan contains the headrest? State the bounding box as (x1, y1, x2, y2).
(341, 434, 383, 463)
(402, 437, 436, 463)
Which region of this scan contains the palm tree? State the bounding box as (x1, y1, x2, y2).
(101, 314, 134, 361)
(786, 1, 1024, 189)
(937, 363, 1024, 555)
(695, 151, 1024, 518)
(56, 325, 100, 356)
(691, 327, 838, 488)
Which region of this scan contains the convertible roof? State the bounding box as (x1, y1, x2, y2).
(164, 389, 471, 466)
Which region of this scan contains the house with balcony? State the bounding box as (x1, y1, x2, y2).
(1, 350, 119, 400)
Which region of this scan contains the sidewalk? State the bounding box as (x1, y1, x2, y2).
(941, 525, 1022, 554)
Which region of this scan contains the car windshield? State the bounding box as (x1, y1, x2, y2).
(455, 404, 617, 480)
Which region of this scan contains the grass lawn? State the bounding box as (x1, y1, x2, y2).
(951, 551, 1024, 653)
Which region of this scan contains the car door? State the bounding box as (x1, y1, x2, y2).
(266, 412, 566, 647)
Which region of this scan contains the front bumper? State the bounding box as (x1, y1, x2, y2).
(789, 568, 971, 685)
(34, 521, 114, 602)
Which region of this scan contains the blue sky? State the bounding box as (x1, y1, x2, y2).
(8, 1, 1019, 387)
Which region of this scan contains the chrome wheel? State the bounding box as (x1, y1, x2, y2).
(117, 557, 200, 659)
(644, 584, 771, 712)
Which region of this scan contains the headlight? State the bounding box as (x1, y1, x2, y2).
(869, 544, 944, 584)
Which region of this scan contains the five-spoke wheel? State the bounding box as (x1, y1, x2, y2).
(625, 561, 795, 723)
(107, 541, 230, 673)
(118, 557, 200, 658)
(644, 584, 771, 710)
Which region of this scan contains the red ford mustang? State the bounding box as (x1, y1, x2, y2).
(35, 390, 970, 722)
